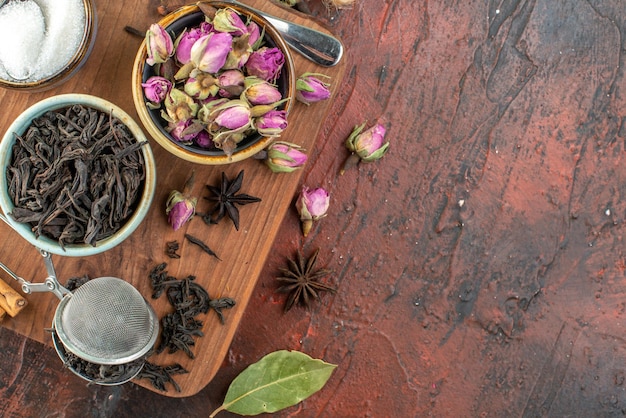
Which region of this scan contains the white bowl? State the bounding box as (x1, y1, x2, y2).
(0, 94, 156, 256)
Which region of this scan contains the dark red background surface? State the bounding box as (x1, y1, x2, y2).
(3, 0, 626, 416)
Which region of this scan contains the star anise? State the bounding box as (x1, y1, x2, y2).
(276, 248, 335, 312)
(203, 170, 261, 230)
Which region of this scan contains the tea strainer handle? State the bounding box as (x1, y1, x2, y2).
(0, 250, 69, 300)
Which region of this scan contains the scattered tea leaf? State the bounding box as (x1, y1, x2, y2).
(209, 350, 336, 417)
(184, 233, 220, 260)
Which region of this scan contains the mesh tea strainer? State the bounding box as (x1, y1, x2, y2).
(0, 250, 159, 385)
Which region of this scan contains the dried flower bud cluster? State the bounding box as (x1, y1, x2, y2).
(143, 7, 290, 157)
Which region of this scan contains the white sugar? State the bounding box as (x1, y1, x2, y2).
(0, 1, 45, 80)
(0, 0, 86, 82)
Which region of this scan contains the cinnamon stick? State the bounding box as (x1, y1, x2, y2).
(0, 277, 27, 317)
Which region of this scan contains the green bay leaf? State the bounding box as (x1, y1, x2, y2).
(219, 350, 336, 416)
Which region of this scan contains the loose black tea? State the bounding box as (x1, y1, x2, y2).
(148, 263, 236, 359)
(52, 330, 144, 385)
(148, 262, 173, 299)
(6, 104, 147, 248)
(184, 233, 220, 260)
(137, 361, 188, 392)
(166, 240, 181, 258)
(64, 274, 91, 291)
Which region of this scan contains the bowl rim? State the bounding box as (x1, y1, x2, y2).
(131, 0, 296, 165)
(0, 93, 157, 257)
(0, 0, 97, 91)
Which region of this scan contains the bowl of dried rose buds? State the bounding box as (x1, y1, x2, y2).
(132, 1, 296, 165)
(0, 0, 97, 91)
(0, 94, 157, 257)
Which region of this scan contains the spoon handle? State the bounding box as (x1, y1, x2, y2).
(224, 0, 343, 67)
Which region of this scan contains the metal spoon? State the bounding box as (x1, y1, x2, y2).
(221, 0, 343, 67)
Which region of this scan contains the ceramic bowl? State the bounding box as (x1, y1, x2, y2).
(131, 1, 295, 165)
(0, 94, 157, 257)
(0, 0, 97, 91)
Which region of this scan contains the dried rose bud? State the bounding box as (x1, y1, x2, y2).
(212, 130, 245, 156)
(223, 34, 252, 69)
(348, 122, 389, 160)
(146, 24, 174, 66)
(164, 89, 199, 123)
(197, 97, 230, 124)
(254, 109, 288, 137)
(174, 22, 213, 64)
(166, 172, 197, 231)
(191, 32, 233, 73)
(245, 46, 284, 82)
(243, 77, 283, 105)
(167, 119, 204, 144)
(296, 186, 330, 237)
(210, 100, 252, 130)
(142, 76, 172, 105)
(247, 22, 262, 48)
(341, 122, 389, 174)
(296, 72, 331, 105)
(213, 7, 248, 36)
(264, 141, 307, 173)
(194, 130, 214, 148)
(184, 70, 218, 100)
(218, 69, 245, 97)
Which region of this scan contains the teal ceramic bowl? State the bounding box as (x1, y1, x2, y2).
(0, 94, 156, 256)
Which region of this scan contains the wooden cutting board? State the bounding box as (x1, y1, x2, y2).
(0, 0, 346, 397)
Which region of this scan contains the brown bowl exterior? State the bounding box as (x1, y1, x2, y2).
(132, 1, 296, 165)
(0, 0, 97, 92)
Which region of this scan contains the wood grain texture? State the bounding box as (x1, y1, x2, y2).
(0, 0, 345, 397)
(3, 0, 626, 417)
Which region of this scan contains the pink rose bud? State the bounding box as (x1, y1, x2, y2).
(166, 172, 197, 231)
(247, 22, 261, 48)
(213, 7, 248, 36)
(296, 72, 331, 105)
(254, 109, 288, 137)
(212, 100, 252, 130)
(146, 24, 174, 66)
(341, 122, 390, 174)
(175, 22, 213, 64)
(296, 186, 330, 237)
(191, 32, 233, 73)
(243, 77, 283, 105)
(346, 122, 389, 161)
(265, 141, 307, 173)
(245, 47, 285, 82)
(218, 69, 245, 97)
(142, 76, 172, 104)
(194, 130, 214, 148)
(167, 119, 204, 144)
